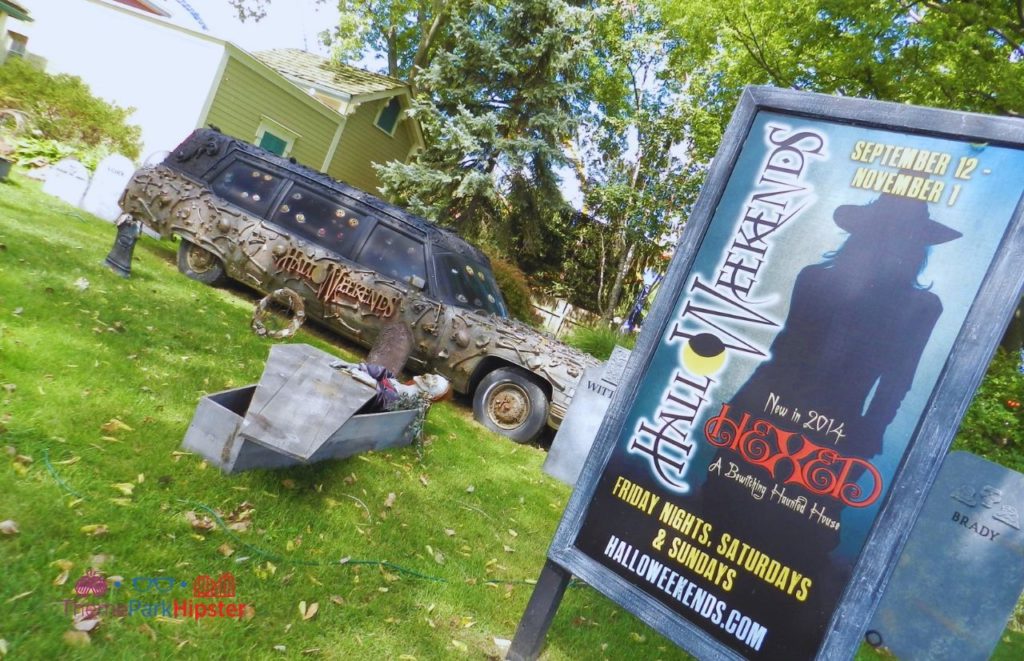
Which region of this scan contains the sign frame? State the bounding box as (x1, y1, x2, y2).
(513, 86, 1024, 660)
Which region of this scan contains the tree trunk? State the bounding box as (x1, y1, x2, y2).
(603, 241, 636, 321)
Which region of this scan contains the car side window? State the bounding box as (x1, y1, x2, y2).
(209, 161, 284, 218)
(356, 224, 427, 289)
(269, 184, 371, 258)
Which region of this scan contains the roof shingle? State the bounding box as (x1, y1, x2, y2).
(254, 48, 407, 98)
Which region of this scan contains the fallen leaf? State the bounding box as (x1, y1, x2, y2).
(493, 638, 512, 657)
(80, 524, 109, 537)
(184, 511, 215, 532)
(73, 615, 100, 633)
(137, 623, 157, 641)
(62, 631, 90, 647)
(301, 648, 321, 656)
(451, 639, 468, 653)
(110, 498, 132, 507)
(11, 308, 22, 317)
(73, 277, 90, 291)
(51, 559, 74, 571)
(330, 595, 345, 605)
(112, 483, 135, 496)
(100, 418, 133, 434)
(53, 570, 70, 586)
(13, 454, 32, 466)
(54, 456, 81, 466)
(465, 485, 475, 493)
(0, 520, 18, 535)
(301, 602, 319, 621)
(137, 473, 145, 484)
(507, 529, 518, 538)
(281, 479, 297, 490)
(419, 475, 429, 487)
(217, 543, 235, 557)
(0, 638, 7, 656)
(384, 492, 396, 508)
(444, 528, 456, 537)
(273, 645, 287, 652)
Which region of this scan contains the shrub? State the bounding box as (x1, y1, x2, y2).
(0, 58, 141, 160)
(489, 256, 541, 325)
(563, 323, 636, 361)
(953, 349, 1024, 467)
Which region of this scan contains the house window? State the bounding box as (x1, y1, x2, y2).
(258, 131, 288, 156)
(7, 33, 27, 59)
(254, 118, 299, 157)
(375, 97, 402, 136)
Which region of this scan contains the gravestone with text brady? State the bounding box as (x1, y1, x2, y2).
(80, 154, 135, 222)
(41, 158, 90, 207)
(544, 345, 631, 486)
(866, 451, 1024, 660)
(509, 87, 1024, 661)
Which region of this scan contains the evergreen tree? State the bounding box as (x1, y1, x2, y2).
(374, 0, 591, 259)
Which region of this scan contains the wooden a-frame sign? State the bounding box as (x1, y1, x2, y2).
(510, 86, 1024, 660)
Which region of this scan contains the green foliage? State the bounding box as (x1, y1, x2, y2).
(563, 323, 636, 361)
(953, 349, 1024, 471)
(488, 255, 541, 325)
(376, 0, 590, 265)
(0, 58, 141, 160)
(659, 0, 1024, 167)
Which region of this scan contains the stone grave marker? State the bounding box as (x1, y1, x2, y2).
(80, 154, 135, 221)
(543, 345, 631, 486)
(41, 158, 90, 207)
(867, 451, 1024, 660)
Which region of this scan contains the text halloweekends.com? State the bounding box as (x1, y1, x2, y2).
(603, 534, 768, 652)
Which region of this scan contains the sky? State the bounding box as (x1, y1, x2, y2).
(156, 0, 342, 58)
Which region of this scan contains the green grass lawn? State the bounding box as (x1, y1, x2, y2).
(0, 172, 1021, 660)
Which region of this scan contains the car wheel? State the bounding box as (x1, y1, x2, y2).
(473, 367, 549, 444)
(177, 240, 226, 285)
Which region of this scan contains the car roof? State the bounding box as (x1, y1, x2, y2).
(173, 129, 491, 264)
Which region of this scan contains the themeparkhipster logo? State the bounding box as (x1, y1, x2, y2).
(63, 570, 248, 620)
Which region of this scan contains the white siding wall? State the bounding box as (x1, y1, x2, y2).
(14, 0, 226, 158)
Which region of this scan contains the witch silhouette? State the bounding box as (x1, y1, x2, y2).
(697, 188, 961, 657)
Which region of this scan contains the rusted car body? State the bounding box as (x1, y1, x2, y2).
(118, 129, 596, 442)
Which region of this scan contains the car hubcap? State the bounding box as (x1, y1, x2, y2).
(186, 245, 215, 273)
(487, 383, 529, 430)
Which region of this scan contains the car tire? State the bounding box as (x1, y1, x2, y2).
(473, 367, 549, 444)
(177, 240, 226, 285)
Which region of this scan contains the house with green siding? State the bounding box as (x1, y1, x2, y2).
(10, 0, 423, 193)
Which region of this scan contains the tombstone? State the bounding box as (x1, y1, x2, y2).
(543, 345, 631, 486)
(867, 451, 1024, 660)
(181, 344, 421, 473)
(41, 158, 90, 207)
(80, 154, 135, 222)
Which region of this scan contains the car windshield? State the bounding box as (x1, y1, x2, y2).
(433, 253, 508, 317)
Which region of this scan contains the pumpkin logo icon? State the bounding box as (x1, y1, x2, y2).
(74, 569, 107, 597)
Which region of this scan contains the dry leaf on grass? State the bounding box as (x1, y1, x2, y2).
(80, 524, 109, 537)
(298, 601, 319, 621)
(0, 520, 18, 535)
(112, 483, 135, 496)
(184, 511, 215, 533)
(217, 544, 235, 557)
(384, 492, 396, 508)
(100, 418, 133, 434)
(62, 631, 90, 647)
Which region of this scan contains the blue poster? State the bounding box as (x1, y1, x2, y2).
(572, 111, 1024, 660)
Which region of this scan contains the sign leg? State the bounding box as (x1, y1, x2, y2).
(507, 560, 572, 661)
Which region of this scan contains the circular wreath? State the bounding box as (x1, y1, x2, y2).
(251, 288, 306, 339)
